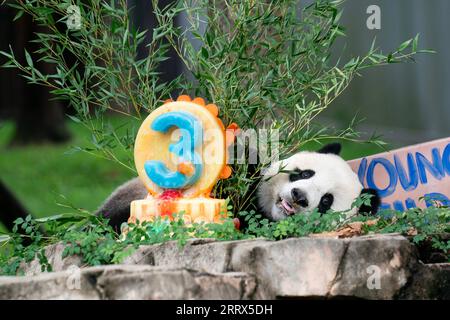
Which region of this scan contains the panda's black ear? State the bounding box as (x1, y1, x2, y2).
(318, 143, 342, 155)
(359, 188, 381, 215)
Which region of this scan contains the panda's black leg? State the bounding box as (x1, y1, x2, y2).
(0, 180, 30, 231)
(96, 177, 148, 232)
(359, 188, 381, 215)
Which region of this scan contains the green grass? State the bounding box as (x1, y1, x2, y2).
(0, 116, 385, 233)
(0, 117, 133, 232)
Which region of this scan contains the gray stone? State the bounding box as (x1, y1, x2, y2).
(329, 234, 417, 299)
(123, 238, 230, 273)
(8, 234, 450, 299)
(397, 263, 450, 299)
(117, 235, 428, 299)
(20, 243, 83, 276)
(123, 238, 264, 274)
(0, 267, 99, 299)
(229, 237, 347, 298)
(97, 267, 256, 299)
(0, 265, 256, 300)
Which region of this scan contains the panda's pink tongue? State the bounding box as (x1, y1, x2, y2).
(281, 199, 296, 214)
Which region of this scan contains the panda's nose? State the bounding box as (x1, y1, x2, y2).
(291, 188, 309, 207)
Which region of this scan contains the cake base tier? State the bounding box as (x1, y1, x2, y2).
(129, 198, 227, 224)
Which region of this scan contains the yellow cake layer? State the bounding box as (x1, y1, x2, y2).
(129, 198, 227, 224)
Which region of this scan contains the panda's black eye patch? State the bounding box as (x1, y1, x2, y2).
(318, 193, 334, 213)
(289, 169, 315, 182)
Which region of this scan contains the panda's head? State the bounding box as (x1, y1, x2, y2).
(257, 143, 380, 221)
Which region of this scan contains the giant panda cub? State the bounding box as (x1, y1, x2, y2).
(257, 143, 380, 221)
(97, 143, 380, 230)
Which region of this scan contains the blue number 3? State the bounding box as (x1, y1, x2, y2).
(144, 111, 203, 189)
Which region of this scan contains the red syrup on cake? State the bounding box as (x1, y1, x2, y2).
(233, 218, 240, 231)
(158, 190, 182, 220)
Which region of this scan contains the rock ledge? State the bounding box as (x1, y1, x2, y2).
(0, 234, 448, 299)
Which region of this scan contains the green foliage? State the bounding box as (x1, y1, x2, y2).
(0, 0, 444, 275)
(1, 0, 174, 172)
(0, 215, 53, 275)
(150, 0, 431, 211)
(0, 209, 133, 274)
(0, 0, 431, 214)
(241, 206, 449, 243)
(1, 202, 448, 275)
(0, 205, 243, 275)
(124, 213, 244, 247)
(370, 206, 450, 246)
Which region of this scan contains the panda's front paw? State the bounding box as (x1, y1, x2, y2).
(358, 188, 381, 215)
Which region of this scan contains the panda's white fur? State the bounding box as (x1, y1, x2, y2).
(258, 151, 363, 220)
